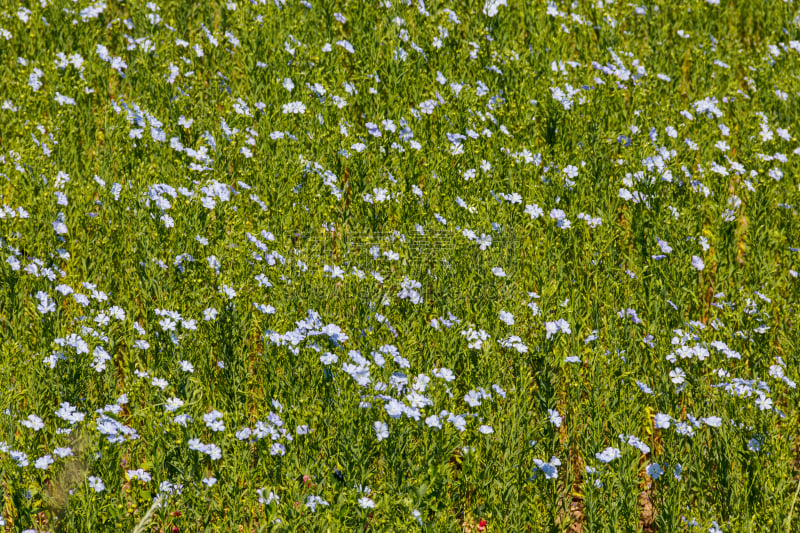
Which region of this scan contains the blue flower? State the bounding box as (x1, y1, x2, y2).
(595, 447, 621, 463)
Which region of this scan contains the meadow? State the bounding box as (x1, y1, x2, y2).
(0, 0, 799, 531)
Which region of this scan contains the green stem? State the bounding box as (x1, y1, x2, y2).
(786, 473, 800, 533)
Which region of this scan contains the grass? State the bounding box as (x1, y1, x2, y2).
(0, 0, 798, 531)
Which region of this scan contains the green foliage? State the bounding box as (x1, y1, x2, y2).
(0, 0, 798, 531)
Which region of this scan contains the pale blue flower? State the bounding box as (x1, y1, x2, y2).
(20, 414, 44, 431)
(88, 476, 105, 492)
(646, 463, 664, 480)
(173, 414, 191, 426)
(532, 456, 561, 479)
(450, 415, 467, 432)
(425, 415, 442, 429)
(203, 410, 225, 431)
(257, 488, 279, 505)
(669, 367, 686, 384)
(270, 443, 285, 456)
(54, 447, 72, 458)
(127, 469, 152, 482)
(35, 454, 54, 470)
(755, 393, 773, 411)
(282, 101, 306, 114)
(306, 495, 329, 512)
(595, 447, 621, 463)
(358, 496, 375, 509)
(701, 416, 722, 428)
(464, 390, 482, 407)
(374, 421, 389, 441)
